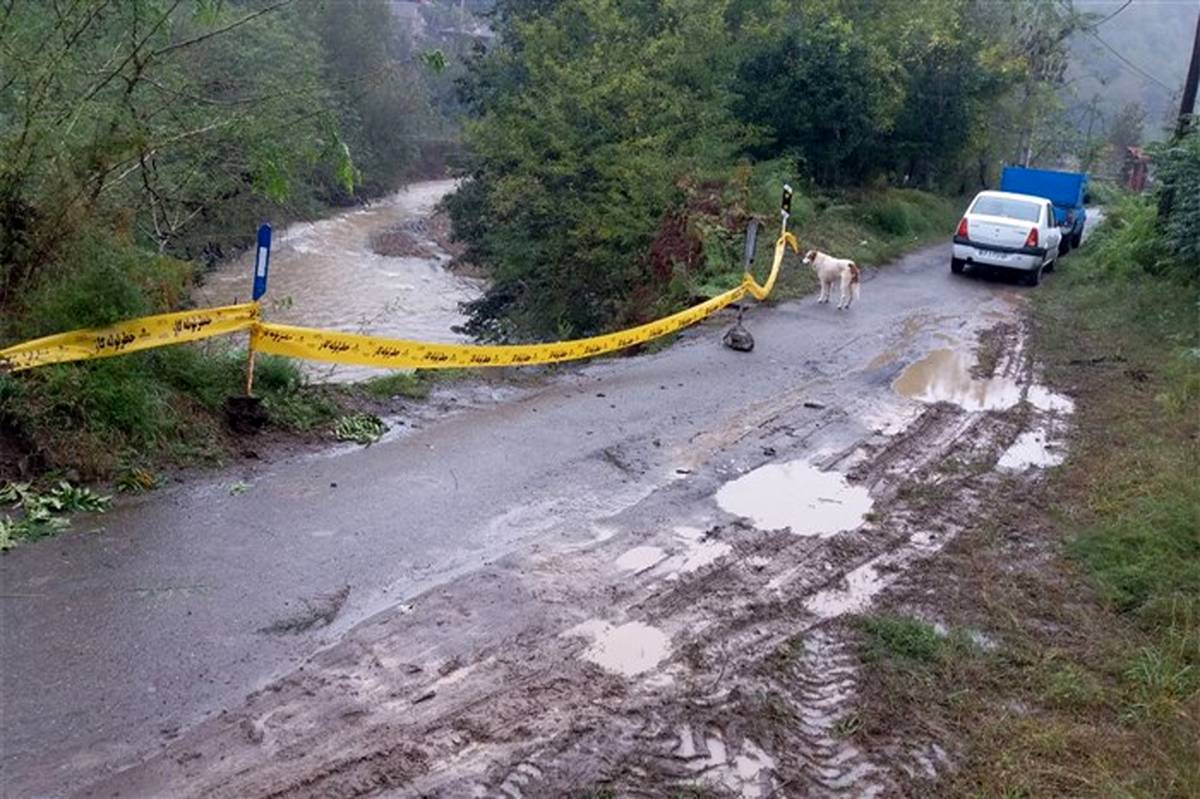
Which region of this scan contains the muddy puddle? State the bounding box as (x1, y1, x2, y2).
(683, 730, 776, 798)
(662, 526, 732, 574)
(565, 620, 671, 677)
(805, 560, 889, 618)
(892, 348, 1021, 411)
(614, 527, 733, 579)
(615, 545, 667, 573)
(196, 179, 482, 383)
(997, 429, 1065, 470)
(1027, 385, 1074, 414)
(715, 460, 872, 537)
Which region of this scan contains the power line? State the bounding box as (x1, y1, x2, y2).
(1055, 0, 1178, 92)
(1095, 0, 1133, 27)
(1085, 29, 1177, 92)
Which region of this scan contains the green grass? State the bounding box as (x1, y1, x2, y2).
(847, 207, 1200, 797)
(361, 369, 467, 400)
(363, 371, 430, 399)
(857, 615, 949, 665)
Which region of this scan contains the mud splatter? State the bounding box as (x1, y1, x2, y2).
(715, 461, 872, 537)
(893, 349, 1021, 411)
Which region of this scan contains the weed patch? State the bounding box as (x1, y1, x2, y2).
(857, 615, 947, 665)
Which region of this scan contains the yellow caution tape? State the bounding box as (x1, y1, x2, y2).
(745, 232, 798, 300)
(0, 303, 259, 372)
(0, 235, 798, 373)
(253, 284, 746, 369)
(251, 234, 799, 369)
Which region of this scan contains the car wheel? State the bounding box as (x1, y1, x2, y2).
(951, 258, 965, 275)
(1025, 265, 1042, 286)
(1072, 231, 1083, 248)
(1058, 237, 1071, 257)
(1045, 256, 1056, 272)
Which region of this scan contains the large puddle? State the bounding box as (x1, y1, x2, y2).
(565, 620, 671, 677)
(196, 179, 482, 382)
(892, 349, 1021, 411)
(715, 460, 872, 537)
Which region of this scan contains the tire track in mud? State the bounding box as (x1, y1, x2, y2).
(85, 321, 1071, 798)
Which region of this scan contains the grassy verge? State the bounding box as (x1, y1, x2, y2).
(849, 208, 1199, 796)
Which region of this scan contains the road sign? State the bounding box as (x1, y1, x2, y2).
(252, 223, 272, 301)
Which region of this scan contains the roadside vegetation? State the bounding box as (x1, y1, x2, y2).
(850, 133, 1199, 796)
(0, 0, 455, 486)
(447, 0, 1087, 341)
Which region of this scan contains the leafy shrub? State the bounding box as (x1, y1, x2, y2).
(1149, 130, 1200, 278)
(5, 233, 192, 342)
(863, 198, 914, 237)
(1076, 196, 1161, 277)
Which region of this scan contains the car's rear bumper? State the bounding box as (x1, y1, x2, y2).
(953, 237, 1044, 271)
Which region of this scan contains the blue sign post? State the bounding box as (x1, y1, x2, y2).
(245, 223, 272, 397)
(252, 223, 272, 301)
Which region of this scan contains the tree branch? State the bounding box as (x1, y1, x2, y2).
(149, 0, 297, 60)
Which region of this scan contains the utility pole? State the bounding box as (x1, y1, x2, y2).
(1178, 7, 1200, 138)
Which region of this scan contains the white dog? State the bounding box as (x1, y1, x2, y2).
(802, 249, 861, 310)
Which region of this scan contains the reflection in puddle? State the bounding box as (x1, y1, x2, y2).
(715, 461, 872, 537)
(893, 349, 1021, 411)
(615, 545, 666, 572)
(998, 429, 1065, 470)
(565, 620, 671, 677)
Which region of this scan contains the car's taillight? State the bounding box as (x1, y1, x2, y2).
(956, 217, 969, 238)
(1024, 227, 1039, 248)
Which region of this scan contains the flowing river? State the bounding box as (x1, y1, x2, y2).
(195, 179, 482, 382)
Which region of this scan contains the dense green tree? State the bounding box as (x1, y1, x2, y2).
(448, 0, 749, 340)
(732, 13, 894, 185)
(0, 0, 433, 309)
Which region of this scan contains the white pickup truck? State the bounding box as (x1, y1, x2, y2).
(951, 190, 1062, 286)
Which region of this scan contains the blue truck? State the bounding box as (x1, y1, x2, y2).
(1000, 166, 1089, 254)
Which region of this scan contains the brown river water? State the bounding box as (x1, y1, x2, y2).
(195, 179, 482, 382)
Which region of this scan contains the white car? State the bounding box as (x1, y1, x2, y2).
(952, 190, 1061, 286)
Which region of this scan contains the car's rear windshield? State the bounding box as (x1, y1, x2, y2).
(970, 196, 1041, 222)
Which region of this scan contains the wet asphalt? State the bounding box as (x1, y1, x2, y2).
(1, 243, 1036, 796)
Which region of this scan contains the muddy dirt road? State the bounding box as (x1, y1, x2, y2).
(1, 245, 1076, 797)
